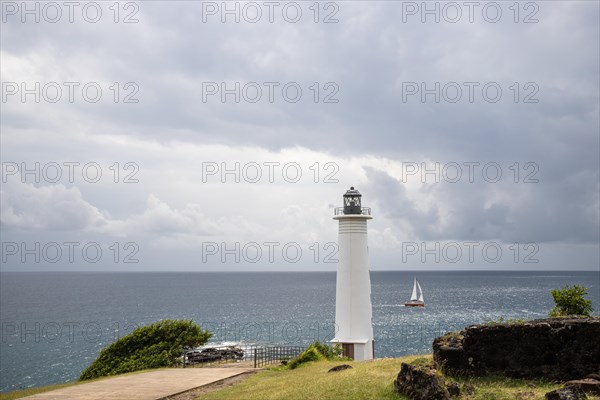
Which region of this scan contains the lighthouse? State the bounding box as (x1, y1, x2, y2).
(331, 187, 374, 361)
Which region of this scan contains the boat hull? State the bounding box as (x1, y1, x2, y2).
(404, 302, 425, 307)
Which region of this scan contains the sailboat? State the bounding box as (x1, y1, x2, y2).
(405, 277, 425, 307)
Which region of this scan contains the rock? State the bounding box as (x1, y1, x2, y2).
(462, 383, 475, 395)
(564, 379, 600, 395)
(328, 364, 352, 372)
(545, 387, 587, 400)
(185, 346, 244, 364)
(446, 382, 460, 397)
(433, 317, 600, 380)
(394, 362, 451, 400)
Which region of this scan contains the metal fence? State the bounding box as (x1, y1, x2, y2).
(182, 345, 244, 367)
(182, 344, 306, 368)
(252, 346, 305, 368)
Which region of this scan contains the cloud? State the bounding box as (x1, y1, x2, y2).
(1, 1, 598, 270)
(364, 166, 599, 244)
(0, 182, 263, 242)
(0, 181, 107, 231)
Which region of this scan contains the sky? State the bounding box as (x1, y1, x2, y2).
(1, 0, 599, 271)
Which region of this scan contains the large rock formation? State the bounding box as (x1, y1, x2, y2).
(394, 362, 451, 400)
(433, 317, 600, 381)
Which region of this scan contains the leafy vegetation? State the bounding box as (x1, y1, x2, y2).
(549, 284, 593, 317)
(308, 340, 343, 360)
(286, 347, 324, 369)
(79, 320, 211, 380)
(286, 340, 345, 369)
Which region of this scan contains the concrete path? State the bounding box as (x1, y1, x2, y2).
(21, 368, 256, 400)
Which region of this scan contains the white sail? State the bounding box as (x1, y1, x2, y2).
(417, 280, 424, 302)
(410, 278, 418, 301)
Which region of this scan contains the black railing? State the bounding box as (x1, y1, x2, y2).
(253, 346, 305, 368)
(334, 207, 371, 216)
(182, 345, 306, 368)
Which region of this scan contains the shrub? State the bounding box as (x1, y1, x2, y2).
(287, 347, 324, 369)
(79, 320, 211, 380)
(287, 341, 346, 369)
(549, 285, 593, 317)
(310, 340, 343, 359)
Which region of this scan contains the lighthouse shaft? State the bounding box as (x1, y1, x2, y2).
(332, 212, 374, 361)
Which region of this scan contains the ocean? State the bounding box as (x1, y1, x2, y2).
(0, 271, 598, 392)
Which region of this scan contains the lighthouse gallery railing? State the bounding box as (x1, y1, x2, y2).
(334, 207, 371, 216)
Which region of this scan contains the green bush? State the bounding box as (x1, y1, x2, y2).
(79, 320, 211, 380)
(310, 340, 343, 359)
(287, 347, 324, 369)
(549, 284, 593, 317)
(287, 341, 346, 369)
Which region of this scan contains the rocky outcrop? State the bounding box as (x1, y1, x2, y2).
(564, 379, 600, 395)
(184, 346, 244, 364)
(394, 362, 450, 400)
(545, 387, 587, 400)
(433, 317, 600, 381)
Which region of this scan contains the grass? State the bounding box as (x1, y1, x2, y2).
(482, 317, 528, 326)
(450, 375, 569, 400)
(195, 355, 593, 400)
(197, 355, 426, 400)
(0, 382, 79, 400)
(3, 357, 598, 400)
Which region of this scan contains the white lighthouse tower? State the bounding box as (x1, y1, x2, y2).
(331, 187, 374, 361)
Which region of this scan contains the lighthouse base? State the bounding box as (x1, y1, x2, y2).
(331, 339, 374, 361)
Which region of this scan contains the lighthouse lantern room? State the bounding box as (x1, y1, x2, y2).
(332, 187, 374, 361)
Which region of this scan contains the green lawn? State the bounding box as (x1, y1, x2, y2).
(0, 381, 79, 400)
(198, 356, 424, 400)
(196, 355, 582, 400)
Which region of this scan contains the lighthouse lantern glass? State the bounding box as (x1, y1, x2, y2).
(343, 187, 362, 214)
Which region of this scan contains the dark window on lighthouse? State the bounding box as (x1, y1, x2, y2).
(343, 187, 362, 214)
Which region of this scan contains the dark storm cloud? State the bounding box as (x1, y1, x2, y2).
(364, 164, 599, 244)
(3, 2, 597, 157)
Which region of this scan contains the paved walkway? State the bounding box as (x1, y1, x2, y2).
(22, 368, 256, 400)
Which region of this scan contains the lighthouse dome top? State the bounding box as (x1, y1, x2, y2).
(334, 186, 371, 216)
(346, 186, 360, 195)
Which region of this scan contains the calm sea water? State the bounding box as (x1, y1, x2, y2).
(1, 271, 598, 392)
